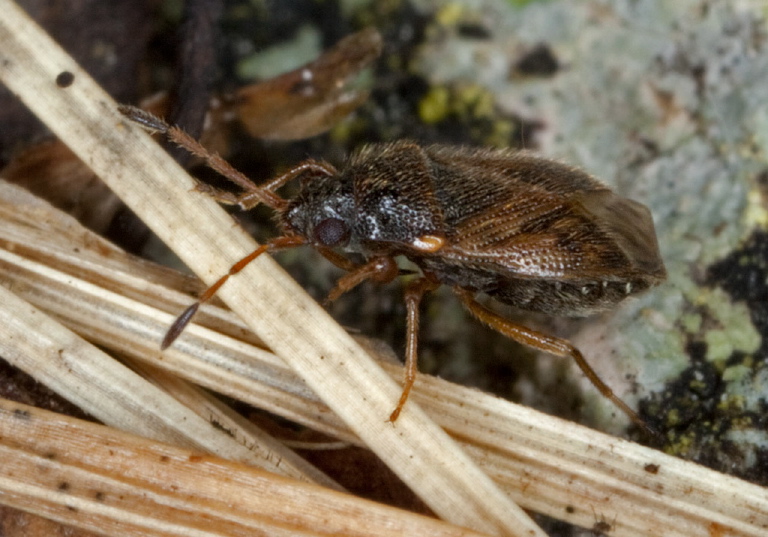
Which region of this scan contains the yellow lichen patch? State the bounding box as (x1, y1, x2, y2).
(435, 3, 466, 27)
(418, 86, 451, 124)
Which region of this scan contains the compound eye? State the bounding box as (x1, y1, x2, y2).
(313, 217, 350, 247)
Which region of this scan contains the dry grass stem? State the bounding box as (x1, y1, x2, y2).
(125, 360, 344, 490)
(0, 398, 491, 537)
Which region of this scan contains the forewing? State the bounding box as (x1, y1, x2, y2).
(446, 188, 653, 281)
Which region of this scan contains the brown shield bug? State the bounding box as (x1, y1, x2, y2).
(120, 105, 666, 434)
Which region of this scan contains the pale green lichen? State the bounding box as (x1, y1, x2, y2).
(237, 24, 322, 81)
(726, 429, 768, 468)
(681, 312, 702, 334)
(722, 364, 751, 384)
(690, 288, 761, 363)
(744, 188, 768, 228)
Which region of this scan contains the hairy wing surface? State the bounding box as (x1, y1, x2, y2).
(444, 188, 642, 280)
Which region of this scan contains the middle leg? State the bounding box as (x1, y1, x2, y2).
(389, 277, 439, 422)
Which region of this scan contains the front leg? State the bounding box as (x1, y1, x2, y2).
(317, 247, 362, 273)
(324, 256, 399, 303)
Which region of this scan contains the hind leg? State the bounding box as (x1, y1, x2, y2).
(453, 287, 656, 437)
